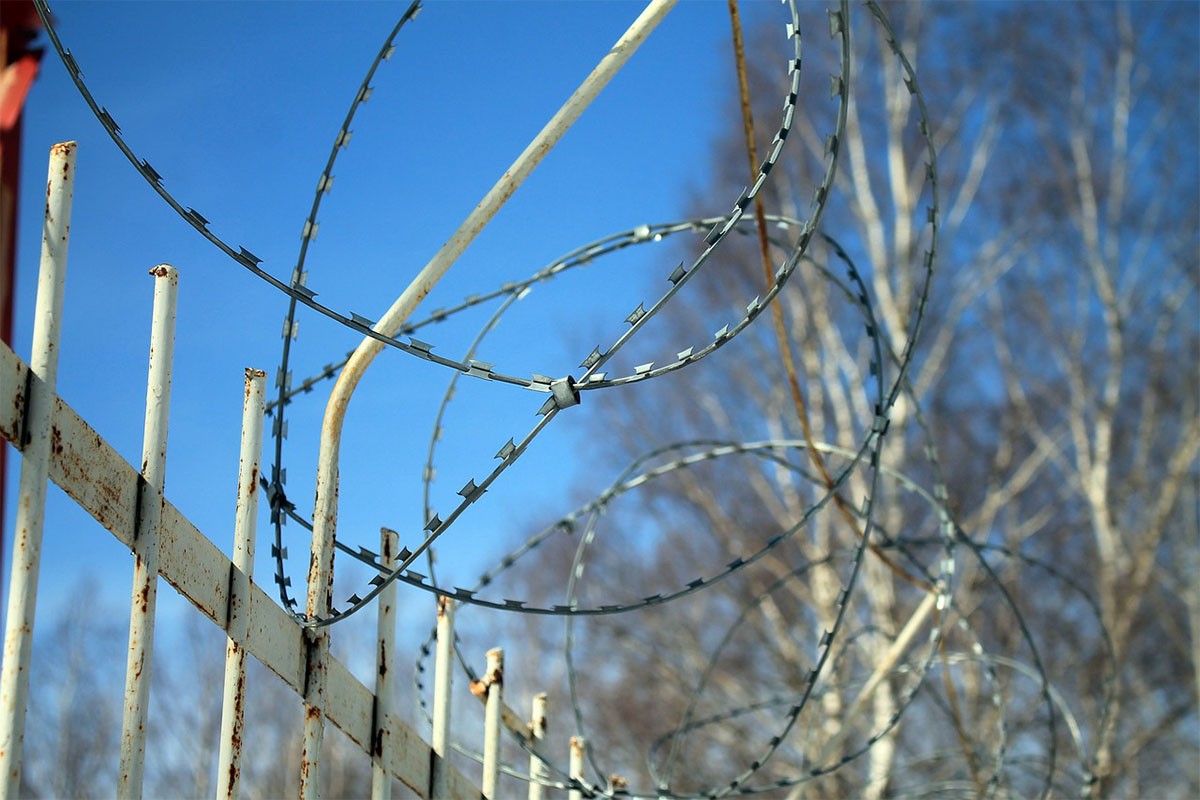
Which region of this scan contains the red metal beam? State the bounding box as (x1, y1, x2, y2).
(1, 0, 45, 605)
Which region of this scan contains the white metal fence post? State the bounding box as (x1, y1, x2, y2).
(0, 141, 76, 797)
(215, 368, 267, 800)
(569, 736, 587, 800)
(528, 693, 549, 800)
(117, 263, 179, 799)
(371, 528, 400, 800)
(299, 571, 333, 799)
(479, 648, 504, 799)
(116, 266, 180, 796)
(430, 596, 454, 799)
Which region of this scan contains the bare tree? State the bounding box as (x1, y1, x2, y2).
(966, 3, 1200, 794)
(498, 2, 1198, 797)
(19, 581, 124, 798)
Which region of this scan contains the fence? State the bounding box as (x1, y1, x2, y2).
(0, 0, 682, 795)
(0, 141, 608, 798)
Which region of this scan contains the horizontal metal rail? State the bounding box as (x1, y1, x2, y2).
(0, 339, 478, 799)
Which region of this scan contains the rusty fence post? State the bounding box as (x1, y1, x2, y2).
(299, 605, 331, 797)
(528, 693, 548, 800)
(0, 140, 76, 797)
(117, 263, 179, 799)
(299, 484, 337, 798)
(430, 596, 454, 798)
(215, 368, 266, 800)
(371, 528, 400, 800)
(477, 648, 503, 798)
(568, 736, 587, 800)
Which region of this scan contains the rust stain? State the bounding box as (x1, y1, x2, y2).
(468, 678, 487, 698)
(244, 368, 266, 400)
(230, 671, 247, 753)
(485, 648, 503, 687)
(227, 663, 246, 781)
(50, 425, 63, 457)
(9, 382, 23, 440)
(149, 265, 170, 278)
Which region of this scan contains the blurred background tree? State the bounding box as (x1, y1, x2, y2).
(504, 2, 1198, 797)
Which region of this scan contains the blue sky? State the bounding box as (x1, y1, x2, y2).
(6, 1, 782, 631)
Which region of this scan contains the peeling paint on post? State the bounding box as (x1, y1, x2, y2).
(299, 628, 330, 798)
(0, 141, 75, 798)
(215, 368, 266, 800)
